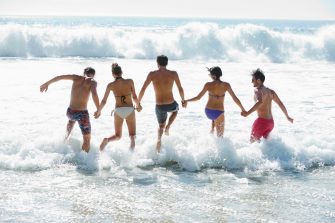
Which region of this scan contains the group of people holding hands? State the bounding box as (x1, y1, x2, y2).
(40, 55, 293, 153)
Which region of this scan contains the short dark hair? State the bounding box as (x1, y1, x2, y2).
(112, 63, 122, 75)
(156, 55, 168, 66)
(251, 68, 265, 82)
(84, 67, 95, 75)
(208, 66, 222, 80)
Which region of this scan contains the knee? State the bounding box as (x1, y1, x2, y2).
(115, 133, 122, 140)
(158, 124, 165, 130)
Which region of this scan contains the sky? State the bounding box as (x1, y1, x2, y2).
(0, 0, 335, 20)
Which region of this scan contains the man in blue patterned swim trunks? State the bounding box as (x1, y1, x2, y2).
(138, 55, 185, 152)
(40, 67, 100, 152)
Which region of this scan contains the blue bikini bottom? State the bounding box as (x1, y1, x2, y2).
(205, 108, 224, 120)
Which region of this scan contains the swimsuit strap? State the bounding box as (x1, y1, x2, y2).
(209, 93, 225, 99)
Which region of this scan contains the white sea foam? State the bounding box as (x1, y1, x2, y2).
(1, 23, 335, 62)
(0, 18, 335, 222)
(1, 130, 334, 172)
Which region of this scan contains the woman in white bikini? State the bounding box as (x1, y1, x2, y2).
(94, 63, 142, 150)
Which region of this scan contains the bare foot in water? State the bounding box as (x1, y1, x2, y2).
(164, 126, 170, 136)
(100, 138, 109, 151)
(156, 140, 161, 153)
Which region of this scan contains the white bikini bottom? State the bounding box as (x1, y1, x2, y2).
(113, 107, 135, 119)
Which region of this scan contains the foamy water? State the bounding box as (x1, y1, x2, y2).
(0, 16, 335, 222)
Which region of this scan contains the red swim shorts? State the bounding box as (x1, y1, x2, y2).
(251, 118, 274, 141)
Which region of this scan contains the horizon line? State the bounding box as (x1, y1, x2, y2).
(1, 14, 335, 22)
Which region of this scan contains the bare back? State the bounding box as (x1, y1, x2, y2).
(150, 69, 178, 105)
(70, 76, 96, 110)
(109, 78, 134, 108)
(206, 81, 230, 110)
(254, 86, 274, 119)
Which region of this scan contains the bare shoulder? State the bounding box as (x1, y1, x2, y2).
(125, 78, 134, 85)
(87, 78, 97, 85)
(204, 82, 212, 88)
(125, 78, 134, 83)
(81, 77, 96, 89)
(147, 71, 156, 79)
(221, 82, 231, 90)
(170, 70, 179, 80)
(269, 88, 276, 98)
(222, 81, 230, 86)
(148, 70, 156, 76)
(108, 81, 116, 87)
(72, 74, 83, 80)
(170, 70, 178, 75)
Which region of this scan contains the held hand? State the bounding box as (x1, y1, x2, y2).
(181, 100, 187, 108)
(94, 111, 101, 119)
(136, 104, 143, 112)
(40, 83, 48, 92)
(241, 111, 248, 117)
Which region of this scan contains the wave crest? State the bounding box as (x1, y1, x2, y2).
(1, 23, 335, 62)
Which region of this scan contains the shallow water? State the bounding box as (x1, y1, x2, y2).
(0, 58, 334, 222)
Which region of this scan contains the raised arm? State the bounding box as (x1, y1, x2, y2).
(226, 83, 245, 112)
(174, 72, 185, 102)
(94, 84, 111, 119)
(272, 90, 294, 123)
(90, 80, 100, 110)
(138, 73, 152, 103)
(130, 80, 142, 112)
(185, 83, 208, 103)
(40, 74, 77, 92)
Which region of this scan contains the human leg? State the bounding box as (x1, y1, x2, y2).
(214, 113, 225, 137)
(65, 120, 75, 140)
(165, 111, 178, 136)
(100, 114, 123, 151)
(156, 122, 165, 152)
(155, 105, 168, 152)
(82, 134, 91, 152)
(125, 111, 136, 149)
(210, 120, 215, 134)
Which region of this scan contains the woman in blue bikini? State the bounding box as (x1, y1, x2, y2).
(184, 66, 245, 137)
(94, 63, 142, 150)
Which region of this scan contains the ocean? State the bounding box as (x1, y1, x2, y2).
(0, 16, 334, 222)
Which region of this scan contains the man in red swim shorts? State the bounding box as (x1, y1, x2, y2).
(241, 69, 294, 142)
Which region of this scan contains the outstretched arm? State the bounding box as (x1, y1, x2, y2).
(90, 80, 100, 110)
(130, 80, 142, 112)
(185, 83, 208, 104)
(94, 84, 111, 118)
(40, 74, 77, 92)
(226, 83, 245, 112)
(272, 90, 294, 123)
(138, 73, 152, 103)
